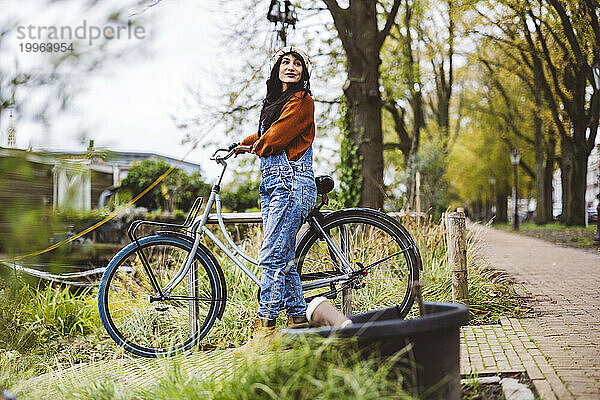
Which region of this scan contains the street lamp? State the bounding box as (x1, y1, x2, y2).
(267, 0, 297, 47)
(267, 0, 280, 23)
(510, 149, 520, 230)
(489, 174, 496, 223)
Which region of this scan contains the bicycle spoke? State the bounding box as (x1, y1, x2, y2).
(297, 212, 419, 317)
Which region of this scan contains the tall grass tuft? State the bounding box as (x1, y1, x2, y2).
(0, 276, 106, 388)
(199, 224, 264, 348)
(399, 216, 525, 323)
(0, 279, 101, 351)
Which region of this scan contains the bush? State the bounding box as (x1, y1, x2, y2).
(220, 181, 260, 212)
(121, 159, 210, 212)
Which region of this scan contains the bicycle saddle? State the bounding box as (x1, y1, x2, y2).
(315, 175, 334, 194)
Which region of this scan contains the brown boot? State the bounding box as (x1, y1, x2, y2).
(234, 317, 278, 354)
(285, 314, 309, 329)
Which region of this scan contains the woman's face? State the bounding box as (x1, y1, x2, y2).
(278, 53, 303, 90)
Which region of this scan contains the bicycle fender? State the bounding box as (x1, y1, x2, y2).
(157, 231, 228, 319)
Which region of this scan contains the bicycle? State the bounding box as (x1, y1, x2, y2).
(98, 144, 423, 357)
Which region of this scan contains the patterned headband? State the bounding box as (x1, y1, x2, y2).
(271, 46, 311, 74)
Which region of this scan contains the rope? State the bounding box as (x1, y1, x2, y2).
(1, 261, 102, 287)
(0, 58, 267, 265)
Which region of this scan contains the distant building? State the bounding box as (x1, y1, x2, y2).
(0, 145, 202, 211)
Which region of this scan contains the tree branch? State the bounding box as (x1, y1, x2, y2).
(479, 58, 535, 146)
(377, 0, 402, 49)
(521, 11, 569, 138)
(322, 0, 348, 43)
(500, 136, 535, 179)
(546, 0, 585, 65)
(383, 100, 411, 153)
(583, 0, 600, 54)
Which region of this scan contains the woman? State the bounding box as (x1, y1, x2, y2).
(237, 46, 317, 350)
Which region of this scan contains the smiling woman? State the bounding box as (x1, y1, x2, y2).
(279, 54, 302, 91)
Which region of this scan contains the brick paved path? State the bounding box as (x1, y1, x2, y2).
(468, 225, 600, 399)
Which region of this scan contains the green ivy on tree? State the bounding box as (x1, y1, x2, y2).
(338, 95, 363, 208)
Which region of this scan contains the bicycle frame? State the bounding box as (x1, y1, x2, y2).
(134, 145, 357, 301)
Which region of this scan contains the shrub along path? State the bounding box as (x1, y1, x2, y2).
(467, 224, 600, 399)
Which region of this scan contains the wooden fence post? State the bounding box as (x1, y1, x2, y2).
(446, 209, 468, 304)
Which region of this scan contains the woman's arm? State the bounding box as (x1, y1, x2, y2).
(240, 132, 259, 147)
(252, 94, 314, 158)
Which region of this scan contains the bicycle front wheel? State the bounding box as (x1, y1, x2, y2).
(296, 209, 420, 317)
(98, 235, 221, 357)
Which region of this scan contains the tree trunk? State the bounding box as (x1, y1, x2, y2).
(495, 195, 508, 223)
(326, 1, 396, 209)
(332, 1, 384, 209)
(561, 138, 588, 226)
(534, 135, 546, 224)
(532, 85, 550, 225)
(344, 56, 384, 209)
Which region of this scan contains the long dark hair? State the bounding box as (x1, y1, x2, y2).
(258, 51, 311, 136)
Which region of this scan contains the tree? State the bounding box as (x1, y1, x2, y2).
(477, 0, 600, 226)
(477, 50, 556, 224)
(381, 0, 426, 166)
(322, 0, 402, 209)
(121, 159, 210, 212)
(520, 0, 599, 226)
(425, 0, 457, 152)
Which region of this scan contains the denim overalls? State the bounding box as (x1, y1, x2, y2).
(257, 146, 317, 320)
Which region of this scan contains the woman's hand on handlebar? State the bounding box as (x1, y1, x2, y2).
(234, 143, 253, 157)
(210, 144, 253, 161)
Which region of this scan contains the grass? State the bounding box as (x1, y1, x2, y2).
(400, 216, 526, 324)
(1, 214, 526, 397)
(494, 221, 599, 250)
(0, 274, 117, 389)
(56, 339, 416, 400)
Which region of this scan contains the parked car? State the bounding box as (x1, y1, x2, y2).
(588, 207, 598, 223)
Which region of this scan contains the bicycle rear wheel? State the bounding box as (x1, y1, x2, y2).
(296, 209, 420, 317)
(98, 235, 221, 357)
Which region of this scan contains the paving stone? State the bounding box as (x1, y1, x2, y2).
(522, 362, 545, 380)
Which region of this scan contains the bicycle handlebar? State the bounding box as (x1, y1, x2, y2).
(210, 145, 253, 161)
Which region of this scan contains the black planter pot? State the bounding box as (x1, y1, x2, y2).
(281, 302, 469, 400)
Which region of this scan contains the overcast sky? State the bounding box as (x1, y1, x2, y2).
(2, 0, 305, 179)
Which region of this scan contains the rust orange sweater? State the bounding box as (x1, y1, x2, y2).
(241, 92, 315, 161)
